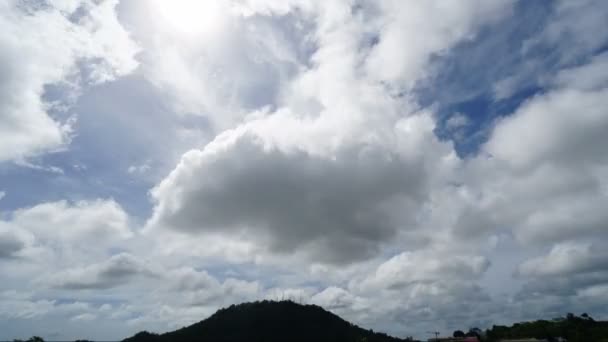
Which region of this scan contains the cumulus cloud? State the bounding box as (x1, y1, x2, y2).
(123, 0, 309, 130)
(12, 199, 133, 244)
(170, 268, 261, 307)
(489, 0, 608, 100)
(144, 0, 516, 265)
(515, 242, 608, 300)
(0, 291, 57, 319)
(0, 225, 35, 259)
(169, 268, 222, 292)
(518, 243, 608, 278)
(532, 0, 608, 65)
(3, 1, 608, 340)
(361, 251, 490, 290)
(0, 0, 138, 162)
(441, 47, 608, 248)
(0, 199, 135, 282)
(310, 286, 361, 311)
(552, 52, 608, 91)
(441, 29, 608, 318)
(0, 290, 100, 321)
(43, 253, 156, 290)
(445, 113, 470, 130)
(146, 112, 456, 264)
(485, 88, 608, 169)
(364, 0, 511, 87)
(123, 0, 514, 131)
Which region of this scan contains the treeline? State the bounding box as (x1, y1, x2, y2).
(12, 310, 608, 342)
(484, 313, 608, 342)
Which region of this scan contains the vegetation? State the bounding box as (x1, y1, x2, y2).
(11, 309, 608, 342)
(123, 300, 407, 342)
(484, 313, 608, 342)
(12, 338, 45, 342)
(453, 330, 465, 338)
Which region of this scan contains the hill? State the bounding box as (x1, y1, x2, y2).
(485, 313, 608, 342)
(122, 300, 407, 342)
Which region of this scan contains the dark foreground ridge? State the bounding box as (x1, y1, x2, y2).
(122, 300, 405, 342)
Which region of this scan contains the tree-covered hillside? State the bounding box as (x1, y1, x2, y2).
(123, 300, 408, 342)
(485, 313, 608, 342)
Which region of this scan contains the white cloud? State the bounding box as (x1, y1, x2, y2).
(0, 224, 35, 259)
(143, 0, 515, 266)
(491, 0, 608, 100)
(310, 286, 365, 312)
(43, 253, 156, 290)
(127, 163, 151, 175)
(515, 242, 608, 300)
(364, 0, 511, 88)
(532, 0, 608, 65)
(445, 113, 470, 130)
(0, 199, 135, 282)
(518, 242, 608, 278)
(3, 1, 608, 340)
(0, 291, 56, 319)
(123, 0, 307, 130)
(146, 111, 456, 264)
(361, 251, 490, 291)
(579, 284, 608, 301)
(485, 88, 608, 170)
(71, 312, 97, 321)
(169, 268, 221, 292)
(0, 291, 99, 321)
(0, 0, 138, 162)
(443, 50, 608, 249)
(12, 199, 133, 244)
(552, 52, 608, 91)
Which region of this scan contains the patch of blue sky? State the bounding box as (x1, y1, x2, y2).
(1, 74, 211, 221)
(418, 1, 551, 155)
(419, 0, 608, 157)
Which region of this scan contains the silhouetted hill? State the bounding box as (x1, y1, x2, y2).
(123, 300, 407, 342)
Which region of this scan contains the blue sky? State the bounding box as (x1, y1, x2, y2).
(1, 0, 608, 340)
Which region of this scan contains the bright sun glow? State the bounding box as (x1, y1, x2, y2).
(154, 0, 223, 34)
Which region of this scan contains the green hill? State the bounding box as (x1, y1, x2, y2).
(123, 300, 407, 342)
(485, 313, 608, 342)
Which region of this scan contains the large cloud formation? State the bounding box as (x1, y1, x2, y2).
(0, 0, 138, 162)
(147, 112, 455, 264)
(140, 0, 608, 334)
(144, 0, 511, 265)
(1, 0, 608, 340)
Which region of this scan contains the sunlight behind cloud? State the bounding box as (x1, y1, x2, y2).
(154, 0, 224, 35)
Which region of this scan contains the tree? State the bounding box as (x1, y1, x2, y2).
(27, 338, 44, 342)
(453, 330, 465, 338)
(466, 328, 482, 339)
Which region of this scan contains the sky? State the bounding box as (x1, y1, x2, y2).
(1, 0, 608, 340)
